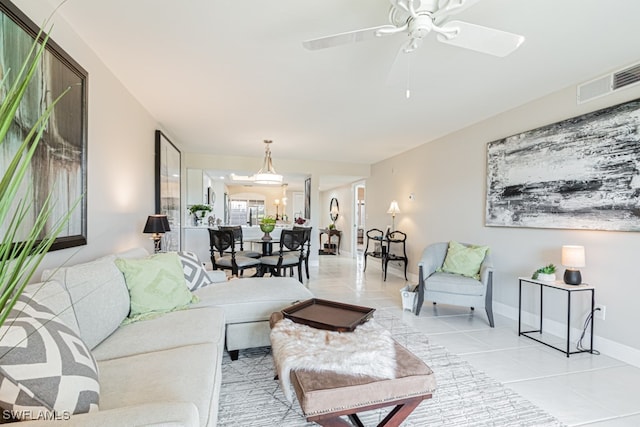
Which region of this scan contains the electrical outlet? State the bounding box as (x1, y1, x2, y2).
(595, 304, 606, 320)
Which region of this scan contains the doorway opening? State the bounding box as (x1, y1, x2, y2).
(353, 183, 365, 254)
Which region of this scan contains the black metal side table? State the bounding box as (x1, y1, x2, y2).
(384, 230, 408, 281)
(518, 277, 595, 357)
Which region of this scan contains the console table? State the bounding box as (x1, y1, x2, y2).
(518, 277, 595, 357)
(319, 228, 342, 255)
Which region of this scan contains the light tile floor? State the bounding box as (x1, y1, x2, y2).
(303, 253, 640, 426)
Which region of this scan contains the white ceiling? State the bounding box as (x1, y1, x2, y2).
(52, 0, 640, 167)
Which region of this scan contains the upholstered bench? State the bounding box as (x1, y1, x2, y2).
(269, 312, 436, 426)
(293, 341, 435, 426)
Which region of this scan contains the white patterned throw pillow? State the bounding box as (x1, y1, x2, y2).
(177, 251, 213, 291)
(0, 294, 100, 421)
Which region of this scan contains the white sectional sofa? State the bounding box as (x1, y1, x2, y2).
(11, 248, 313, 426)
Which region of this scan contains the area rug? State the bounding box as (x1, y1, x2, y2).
(217, 310, 564, 426)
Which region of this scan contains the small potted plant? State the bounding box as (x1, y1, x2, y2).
(532, 264, 557, 281)
(260, 216, 276, 241)
(189, 204, 211, 218)
(189, 204, 211, 225)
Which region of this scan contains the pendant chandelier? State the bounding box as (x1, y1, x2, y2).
(254, 140, 283, 184)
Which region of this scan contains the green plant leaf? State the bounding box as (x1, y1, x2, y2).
(0, 29, 50, 143)
(0, 21, 78, 327)
(189, 204, 211, 214)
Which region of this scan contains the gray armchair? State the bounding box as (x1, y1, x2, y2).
(416, 242, 494, 327)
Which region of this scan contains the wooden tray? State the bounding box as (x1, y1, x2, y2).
(281, 298, 375, 332)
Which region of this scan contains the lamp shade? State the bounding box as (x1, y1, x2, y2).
(561, 245, 585, 268)
(160, 215, 171, 232)
(330, 206, 339, 215)
(254, 140, 283, 184)
(387, 200, 400, 215)
(143, 215, 169, 234)
(254, 172, 283, 184)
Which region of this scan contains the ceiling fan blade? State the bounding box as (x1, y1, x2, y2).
(390, 0, 411, 13)
(433, 0, 483, 24)
(302, 25, 397, 51)
(436, 20, 525, 57)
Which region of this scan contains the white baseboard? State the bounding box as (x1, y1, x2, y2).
(493, 301, 640, 368)
(377, 263, 418, 283)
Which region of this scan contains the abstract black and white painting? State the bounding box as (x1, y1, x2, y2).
(0, 0, 88, 250)
(486, 98, 640, 231)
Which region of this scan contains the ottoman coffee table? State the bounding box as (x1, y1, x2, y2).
(270, 301, 436, 427)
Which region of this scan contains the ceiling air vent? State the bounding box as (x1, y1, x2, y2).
(577, 61, 640, 104)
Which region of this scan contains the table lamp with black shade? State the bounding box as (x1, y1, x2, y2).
(143, 214, 170, 253)
(562, 245, 585, 285)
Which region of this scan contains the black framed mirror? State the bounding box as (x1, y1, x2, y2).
(155, 130, 181, 251)
(329, 197, 339, 222)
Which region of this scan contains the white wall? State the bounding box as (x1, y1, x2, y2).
(210, 179, 226, 221)
(367, 82, 640, 359)
(15, 1, 163, 277)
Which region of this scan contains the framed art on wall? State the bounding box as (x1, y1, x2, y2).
(0, 0, 88, 251)
(155, 130, 181, 251)
(486, 98, 640, 231)
(304, 177, 311, 219)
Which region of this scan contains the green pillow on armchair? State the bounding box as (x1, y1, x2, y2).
(439, 240, 489, 279)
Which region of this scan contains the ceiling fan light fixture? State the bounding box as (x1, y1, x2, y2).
(253, 140, 283, 185)
(304, 0, 525, 58)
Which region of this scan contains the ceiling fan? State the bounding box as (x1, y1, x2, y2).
(302, 0, 525, 57)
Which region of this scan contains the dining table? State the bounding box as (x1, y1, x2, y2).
(246, 238, 280, 277)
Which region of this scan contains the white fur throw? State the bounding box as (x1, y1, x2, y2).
(270, 318, 396, 402)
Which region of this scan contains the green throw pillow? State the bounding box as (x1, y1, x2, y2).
(440, 241, 489, 280)
(115, 252, 197, 321)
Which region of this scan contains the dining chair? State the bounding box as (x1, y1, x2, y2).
(259, 229, 306, 282)
(293, 226, 312, 279)
(218, 225, 261, 259)
(208, 228, 261, 278)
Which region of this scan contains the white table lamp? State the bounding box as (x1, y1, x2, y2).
(562, 245, 585, 285)
(387, 200, 400, 231)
